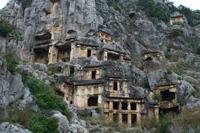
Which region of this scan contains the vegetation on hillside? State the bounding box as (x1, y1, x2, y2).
(137, 0, 170, 22)
(0, 107, 59, 133)
(0, 20, 22, 40)
(141, 108, 200, 133)
(137, 0, 200, 26)
(22, 75, 72, 120)
(3, 53, 73, 132)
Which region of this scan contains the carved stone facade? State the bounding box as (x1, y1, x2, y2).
(170, 12, 186, 25)
(30, 2, 159, 125)
(142, 49, 180, 115)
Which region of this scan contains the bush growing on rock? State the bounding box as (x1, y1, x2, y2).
(0, 20, 22, 41)
(29, 113, 59, 133)
(1, 107, 60, 133)
(22, 76, 73, 120)
(4, 53, 19, 74)
(0, 20, 15, 37)
(137, 0, 170, 22)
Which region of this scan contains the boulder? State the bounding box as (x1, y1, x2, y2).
(0, 122, 32, 133)
(52, 111, 70, 133)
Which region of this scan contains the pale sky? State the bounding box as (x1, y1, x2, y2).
(0, 0, 9, 9)
(0, 0, 200, 10)
(171, 0, 200, 10)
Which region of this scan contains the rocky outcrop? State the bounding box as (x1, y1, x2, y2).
(52, 111, 70, 133)
(0, 0, 200, 132)
(0, 122, 32, 133)
(0, 57, 35, 118)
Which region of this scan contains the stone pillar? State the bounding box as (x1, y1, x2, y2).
(48, 46, 58, 64)
(119, 113, 122, 124)
(108, 101, 113, 121)
(137, 113, 141, 125)
(137, 103, 140, 112)
(98, 95, 102, 107)
(128, 113, 132, 127)
(109, 101, 113, 110)
(104, 51, 108, 61)
(128, 102, 131, 111)
(117, 81, 120, 91)
(155, 107, 159, 119)
(70, 43, 80, 61)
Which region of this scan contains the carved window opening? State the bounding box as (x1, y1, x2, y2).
(122, 102, 128, 110)
(70, 66, 75, 76)
(88, 96, 98, 107)
(129, 12, 135, 18)
(122, 114, 128, 124)
(131, 103, 137, 110)
(87, 49, 92, 57)
(113, 113, 118, 121)
(91, 71, 96, 79)
(161, 90, 175, 101)
(107, 53, 120, 61)
(113, 81, 118, 91)
(33, 48, 49, 64)
(145, 57, 153, 61)
(131, 114, 137, 124)
(57, 45, 71, 62)
(113, 102, 119, 110)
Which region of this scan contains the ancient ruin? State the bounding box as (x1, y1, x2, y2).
(170, 12, 186, 25)
(30, 25, 163, 126)
(156, 77, 180, 114)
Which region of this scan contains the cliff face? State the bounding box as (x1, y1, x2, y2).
(0, 0, 103, 58)
(0, 0, 200, 132)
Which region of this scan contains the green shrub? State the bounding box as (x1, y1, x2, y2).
(0, 20, 15, 37)
(29, 113, 59, 133)
(4, 53, 19, 74)
(0, 20, 22, 41)
(22, 76, 73, 120)
(153, 91, 161, 101)
(191, 86, 200, 98)
(137, 0, 170, 22)
(167, 66, 184, 75)
(158, 114, 172, 133)
(178, 5, 198, 27)
(2, 107, 60, 133)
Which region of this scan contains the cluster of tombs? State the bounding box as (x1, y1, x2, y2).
(31, 27, 180, 127)
(170, 12, 186, 25)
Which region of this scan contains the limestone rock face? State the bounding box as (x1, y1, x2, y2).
(0, 122, 32, 133)
(0, 0, 200, 131)
(52, 111, 70, 133)
(0, 57, 35, 114)
(0, 0, 103, 59)
(177, 80, 194, 105)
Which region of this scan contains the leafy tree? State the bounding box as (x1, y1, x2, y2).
(137, 0, 170, 22)
(0, 20, 14, 37)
